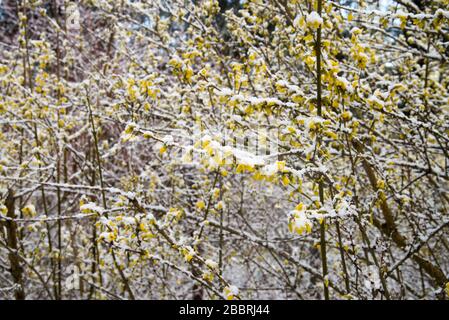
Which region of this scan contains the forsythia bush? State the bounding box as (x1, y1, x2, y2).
(0, 0, 448, 300)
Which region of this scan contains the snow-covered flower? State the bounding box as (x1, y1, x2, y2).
(215, 201, 225, 211)
(205, 259, 218, 270)
(196, 200, 206, 210)
(0, 203, 7, 216)
(124, 122, 137, 134)
(99, 232, 116, 243)
(80, 202, 105, 215)
(22, 204, 36, 217)
(223, 285, 239, 300)
(288, 203, 313, 235)
(306, 11, 323, 29)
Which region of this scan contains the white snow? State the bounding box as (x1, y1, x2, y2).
(306, 11, 323, 27)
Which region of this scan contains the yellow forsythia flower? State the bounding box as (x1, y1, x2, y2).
(223, 285, 239, 300)
(22, 204, 36, 217)
(196, 200, 206, 210)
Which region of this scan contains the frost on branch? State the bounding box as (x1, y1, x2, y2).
(0, 0, 448, 301)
